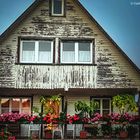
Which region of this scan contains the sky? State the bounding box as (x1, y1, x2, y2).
(0, 0, 140, 68)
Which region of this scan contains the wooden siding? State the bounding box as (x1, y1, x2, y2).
(33, 95, 41, 113)
(15, 65, 96, 89)
(0, 0, 140, 90)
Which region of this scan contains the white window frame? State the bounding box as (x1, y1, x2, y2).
(92, 98, 111, 115)
(0, 97, 31, 114)
(60, 41, 93, 64)
(52, 0, 64, 16)
(20, 40, 53, 63)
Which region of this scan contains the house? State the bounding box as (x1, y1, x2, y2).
(0, 0, 140, 138)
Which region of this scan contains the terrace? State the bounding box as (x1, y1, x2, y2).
(0, 112, 139, 140)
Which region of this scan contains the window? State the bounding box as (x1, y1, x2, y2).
(0, 98, 31, 114)
(51, 0, 64, 16)
(20, 40, 53, 63)
(91, 98, 111, 116)
(61, 41, 93, 63)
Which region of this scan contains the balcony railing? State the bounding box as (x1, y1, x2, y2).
(0, 123, 139, 139)
(15, 65, 97, 89)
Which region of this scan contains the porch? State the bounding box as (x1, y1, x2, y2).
(0, 123, 139, 140)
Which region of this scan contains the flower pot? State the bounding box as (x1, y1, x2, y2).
(80, 131, 87, 139)
(119, 131, 128, 138)
(44, 130, 52, 139)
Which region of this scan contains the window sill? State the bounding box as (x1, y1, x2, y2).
(15, 63, 97, 66)
(50, 14, 66, 17)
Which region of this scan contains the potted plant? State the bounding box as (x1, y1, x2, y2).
(112, 94, 137, 115)
(112, 94, 137, 139)
(40, 94, 62, 139)
(118, 125, 128, 139)
(74, 100, 99, 139)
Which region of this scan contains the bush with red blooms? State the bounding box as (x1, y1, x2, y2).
(0, 113, 30, 123)
(90, 113, 102, 123)
(108, 113, 136, 124)
(0, 112, 139, 125)
(66, 114, 90, 124)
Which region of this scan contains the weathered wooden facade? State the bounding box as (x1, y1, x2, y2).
(0, 0, 140, 127)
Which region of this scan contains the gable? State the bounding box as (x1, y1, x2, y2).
(0, 0, 140, 89)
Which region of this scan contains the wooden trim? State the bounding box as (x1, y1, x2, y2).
(92, 40, 95, 64)
(60, 38, 94, 41)
(64, 0, 66, 17)
(17, 36, 21, 63)
(20, 36, 54, 41)
(0, 95, 32, 98)
(49, 0, 52, 16)
(61, 96, 64, 112)
(58, 39, 61, 64)
(53, 40, 55, 64)
(15, 63, 97, 66)
(31, 96, 33, 114)
(0, 88, 137, 96)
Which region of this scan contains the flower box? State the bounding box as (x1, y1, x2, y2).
(8, 136, 16, 140)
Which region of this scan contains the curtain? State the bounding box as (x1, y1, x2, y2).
(22, 51, 35, 62)
(78, 51, 90, 62)
(38, 51, 51, 62)
(62, 51, 75, 62)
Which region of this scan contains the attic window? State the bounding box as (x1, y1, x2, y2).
(51, 0, 64, 16)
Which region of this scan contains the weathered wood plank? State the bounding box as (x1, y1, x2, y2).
(15, 65, 96, 89)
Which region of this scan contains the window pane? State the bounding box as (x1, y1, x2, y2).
(53, 0, 62, 14)
(79, 42, 90, 51)
(38, 41, 52, 62)
(103, 99, 110, 109)
(22, 42, 35, 62)
(39, 41, 51, 51)
(78, 42, 91, 62)
(62, 42, 75, 62)
(21, 99, 31, 114)
(1, 98, 10, 113)
(93, 99, 100, 110)
(11, 98, 20, 113)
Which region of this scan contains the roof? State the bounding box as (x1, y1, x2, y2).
(0, 0, 140, 74)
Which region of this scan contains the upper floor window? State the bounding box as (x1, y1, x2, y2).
(51, 0, 64, 16)
(20, 40, 53, 63)
(61, 41, 93, 64)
